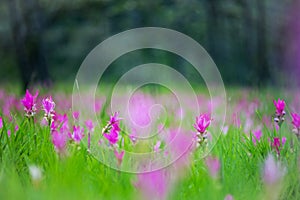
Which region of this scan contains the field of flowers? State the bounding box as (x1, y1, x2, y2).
(0, 86, 299, 200)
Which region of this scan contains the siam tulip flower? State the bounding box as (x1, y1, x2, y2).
(134, 169, 169, 200)
(114, 150, 125, 166)
(52, 130, 67, 153)
(273, 99, 286, 125)
(7, 130, 11, 137)
(205, 156, 221, 179)
(85, 119, 94, 132)
(129, 134, 137, 144)
(263, 154, 285, 185)
(15, 125, 19, 132)
(194, 114, 211, 133)
(42, 96, 55, 124)
(102, 112, 121, 145)
(272, 137, 286, 156)
(194, 114, 211, 146)
(252, 130, 262, 145)
(224, 194, 234, 200)
(21, 90, 39, 117)
(291, 113, 300, 138)
(72, 111, 80, 121)
(153, 141, 161, 152)
(103, 127, 119, 145)
(0, 117, 3, 129)
(72, 126, 84, 143)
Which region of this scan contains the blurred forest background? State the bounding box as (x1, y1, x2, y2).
(0, 0, 299, 90)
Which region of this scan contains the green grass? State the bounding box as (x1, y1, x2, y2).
(0, 87, 299, 200)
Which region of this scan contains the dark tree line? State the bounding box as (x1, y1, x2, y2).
(1, 0, 297, 88)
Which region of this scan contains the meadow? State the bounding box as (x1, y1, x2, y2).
(0, 86, 299, 200)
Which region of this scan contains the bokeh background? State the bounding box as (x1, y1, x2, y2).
(0, 0, 299, 90)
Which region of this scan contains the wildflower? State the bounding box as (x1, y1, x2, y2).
(21, 90, 39, 117)
(291, 113, 300, 138)
(114, 150, 125, 166)
(85, 119, 94, 132)
(153, 141, 161, 152)
(72, 126, 84, 143)
(205, 156, 220, 179)
(7, 130, 11, 137)
(194, 114, 211, 146)
(42, 96, 55, 124)
(52, 130, 67, 153)
(103, 127, 119, 145)
(102, 112, 121, 145)
(134, 169, 169, 200)
(252, 130, 262, 145)
(273, 99, 286, 125)
(72, 111, 80, 121)
(0, 117, 3, 129)
(15, 125, 19, 132)
(263, 154, 285, 185)
(272, 137, 286, 156)
(224, 194, 234, 200)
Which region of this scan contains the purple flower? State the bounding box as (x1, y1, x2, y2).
(134, 169, 169, 200)
(52, 130, 67, 153)
(0, 117, 3, 129)
(72, 126, 84, 143)
(153, 141, 161, 152)
(205, 156, 220, 178)
(194, 114, 211, 134)
(291, 113, 300, 138)
(272, 137, 286, 156)
(103, 127, 119, 145)
(114, 150, 125, 166)
(42, 96, 55, 123)
(85, 119, 94, 132)
(21, 90, 39, 117)
(263, 154, 285, 185)
(7, 130, 11, 137)
(252, 130, 262, 145)
(273, 99, 285, 116)
(102, 112, 121, 145)
(224, 194, 234, 200)
(72, 111, 80, 121)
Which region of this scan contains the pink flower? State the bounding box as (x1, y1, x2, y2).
(72, 126, 84, 143)
(153, 141, 161, 152)
(102, 112, 121, 145)
(15, 125, 19, 132)
(52, 130, 67, 153)
(7, 130, 11, 137)
(72, 111, 80, 121)
(85, 119, 94, 132)
(291, 113, 300, 138)
(272, 137, 286, 156)
(114, 150, 125, 166)
(292, 113, 300, 128)
(205, 156, 220, 178)
(224, 194, 234, 200)
(252, 130, 262, 145)
(273, 99, 285, 116)
(134, 169, 169, 200)
(109, 112, 121, 126)
(0, 117, 3, 129)
(21, 90, 39, 117)
(103, 127, 119, 145)
(42, 96, 55, 122)
(194, 114, 211, 133)
(263, 154, 285, 185)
